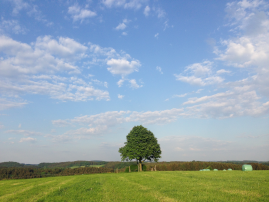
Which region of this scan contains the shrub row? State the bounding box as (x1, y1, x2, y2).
(0, 167, 114, 180)
(145, 162, 269, 171)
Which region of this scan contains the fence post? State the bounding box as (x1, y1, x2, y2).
(129, 166, 131, 172)
(116, 168, 118, 173)
(138, 165, 139, 172)
(154, 165, 156, 171)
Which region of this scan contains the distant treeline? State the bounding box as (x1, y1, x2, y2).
(145, 161, 269, 171)
(223, 161, 269, 167)
(38, 161, 107, 168)
(0, 167, 113, 180)
(1, 161, 268, 180)
(103, 161, 137, 169)
(0, 161, 107, 169)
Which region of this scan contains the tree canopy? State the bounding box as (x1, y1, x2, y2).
(119, 125, 162, 164)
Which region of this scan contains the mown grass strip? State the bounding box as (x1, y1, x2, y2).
(0, 171, 268, 202)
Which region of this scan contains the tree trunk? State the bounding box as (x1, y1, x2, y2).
(139, 159, 142, 172)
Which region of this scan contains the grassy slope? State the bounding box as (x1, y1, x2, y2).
(0, 171, 268, 202)
(69, 165, 104, 169)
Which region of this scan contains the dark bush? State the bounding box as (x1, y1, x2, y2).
(124, 164, 146, 172)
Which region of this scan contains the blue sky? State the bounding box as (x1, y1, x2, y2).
(0, 0, 268, 164)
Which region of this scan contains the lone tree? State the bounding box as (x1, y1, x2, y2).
(119, 125, 161, 171)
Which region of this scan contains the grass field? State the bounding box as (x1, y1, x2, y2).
(89, 165, 105, 168)
(0, 171, 268, 201)
(69, 165, 104, 169)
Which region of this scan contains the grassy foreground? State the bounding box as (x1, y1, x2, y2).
(0, 171, 268, 202)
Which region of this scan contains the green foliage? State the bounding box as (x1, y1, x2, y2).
(38, 161, 107, 169)
(0, 162, 35, 168)
(206, 166, 213, 170)
(104, 162, 136, 170)
(146, 161, 269, 171)
(124, 164, 147, 172)
(142, 164, 147, 171)
(119, 125, 162, 163)
(0, 167, 113, 180)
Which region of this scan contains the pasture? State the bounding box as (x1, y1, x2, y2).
(0, 171, 268, 201)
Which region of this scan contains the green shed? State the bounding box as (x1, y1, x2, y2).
(213, 169, 218, 171)
(242, 164, 253, 171)
(228, 168, 232, 171)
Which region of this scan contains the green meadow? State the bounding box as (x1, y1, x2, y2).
(0, 171, 268, 202)
(69, 165, 105, 169)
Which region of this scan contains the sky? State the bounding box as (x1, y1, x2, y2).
(0, 0, 269, 164)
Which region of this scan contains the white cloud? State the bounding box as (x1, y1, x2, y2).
(185, 61, 212, 77)
(115, 19, 130, 30)
(225, 0, 265, 29)
(154, 33, 159, 38)
(18, 124, 21, 128)
(0, 123, 4, 129)
(92, 79, 108, 88)
(0, 35, 82, 77)
(19, 137, 37, 143)
(216, 36, 269, 68)
(173, 94, 187, 98)
(217, 69, 231, 74)
(128, 108, 184, 125)
(0, 35, 112, 104)
(160, 136, 233, 154)
(124, 0, 143, 9)
(27, 5, 52, 26)
(102, 0, 144, 9)
(0, 19, 27, 34)
(117, 79, 125, 87)
(118, 94, 124, 99)
(8, 1, 51, 25)
(35, 36, 88, 59)
(107, 58, 141, 76)
(183, 89, 269, 118)
(5, 129, 43, 136)
(212, 0, 269, 100)
(160, 135, 269, 161)
(175, 75, 223, 86)
(52, 120, 72, 127)
(174, 61, 224, 86)
(64, 125, 107, 137)
(122, 32, 127, 36)
(10, 0, 29, 15)
(156, 66, 163, 74)
(115, 22, 127, 30)
(154, 7, 166, 18)
(144, 6, 150, 16)
(196, 89, 203, 93)
(165, 93, 188, 102)
(0, 98, 27, 111)
(87, 43, 141, 82)
(101, 0, 125, 8)
(129, 79, 142, 89)
(0, 76, 110, 102)
(68, 4, 96, 22)
(52, 108, 186, 140)
(163, 20, 169, 31)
